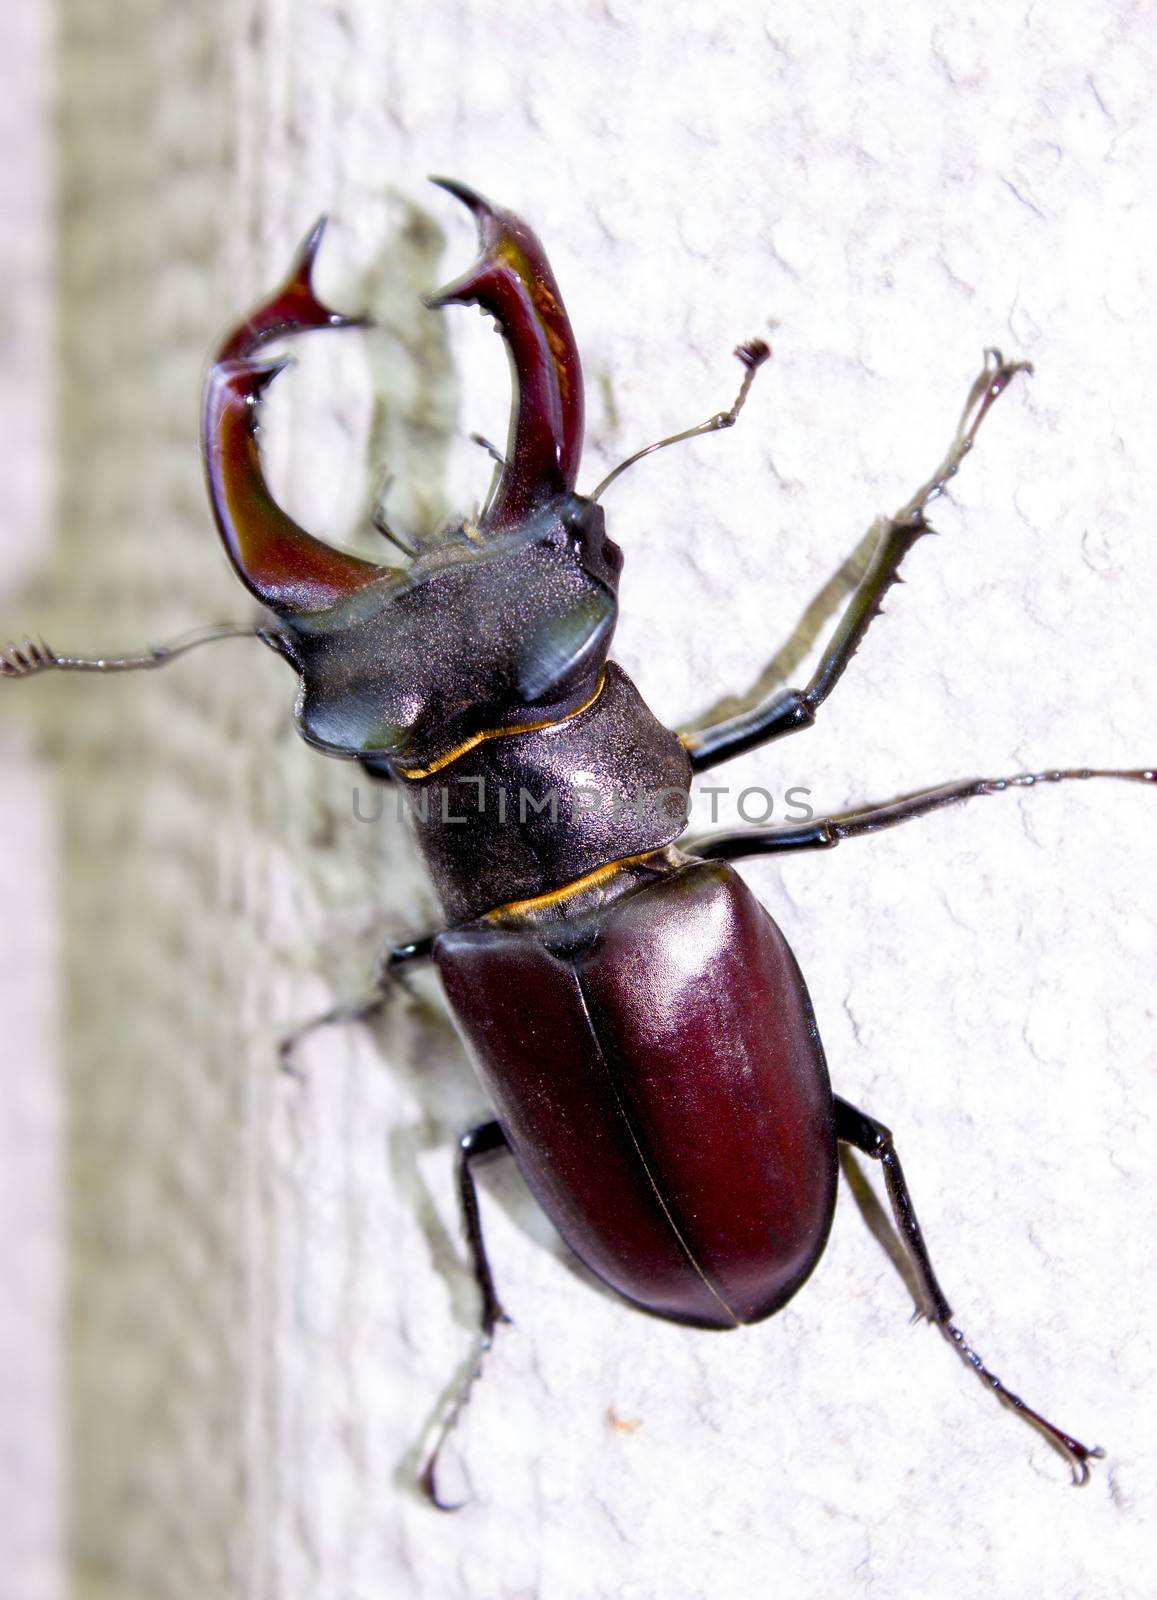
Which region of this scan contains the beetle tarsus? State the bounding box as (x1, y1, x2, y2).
(277, 990, 392, 1078)
(468, 432, 507, 468)
(418, 1312, 511, 1513)
(837, 1095, 1104, 1484)
(369, 476, 418, 560)
(418, 1453, 465, 1513)
(940, 1321, 1104, 1486)
(899, 348, 1032, 523)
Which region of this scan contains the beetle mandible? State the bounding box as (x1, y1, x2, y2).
(6, 179, 1152, 1505)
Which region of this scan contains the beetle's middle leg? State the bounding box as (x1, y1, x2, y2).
(277, 934, 438, 1077)
(688, 765, 1156, 862)
(420, 1119, 513, 1510)
(682, 350, 1030, 772)
(835, 1094, 1104, 1485)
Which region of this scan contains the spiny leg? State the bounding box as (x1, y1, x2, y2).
(681, 523, 878, 738)
(278, 934, 437, 1078)
(836, 1095, 1103, 1485)
(689, 766, 1156, 862)
(682, 350, 1031, 772)
(0, 621, 259, 679)
(420, 1119, 513, 1510)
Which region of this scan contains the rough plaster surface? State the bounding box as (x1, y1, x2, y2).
(0, 3, 63, 1599)
(2, 2, 1156, 1597)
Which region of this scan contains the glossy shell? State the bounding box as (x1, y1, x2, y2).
(435, 857, 838, 1328)
(401, 664, 693, 923)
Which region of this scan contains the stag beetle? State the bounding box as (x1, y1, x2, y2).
(6, 179, 1152, 1505)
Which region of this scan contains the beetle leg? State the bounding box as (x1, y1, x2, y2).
(688, 766, 1156, 861)
(0, 621, 259, 680)
(681, 525, 878, 740)
(835, 1095, 1105, 1485)
(420, 1119, 513, 1511)
(277, 935, 436, 1078)
(455, 1120, 512, 1340)
(681, 350, 1030, 772)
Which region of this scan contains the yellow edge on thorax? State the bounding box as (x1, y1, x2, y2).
(483, 849, 662, 922)
(394, 670, 607, 781)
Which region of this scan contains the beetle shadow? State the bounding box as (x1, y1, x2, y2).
(351, 189, 483, 553)
(358, 966, 939, 1501)
(678, 523, 878, 734)
(361, 982, 615, 1501)
(838, 1145, 925, 1316)
(376, 972, 621, 1300)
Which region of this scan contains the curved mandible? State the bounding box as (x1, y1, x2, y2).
(425, 179, 585, 530)
(202, 217, 384, 614)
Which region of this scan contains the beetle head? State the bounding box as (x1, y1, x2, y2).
(202, 183, 622, 768)
(269, 488, 621, 765)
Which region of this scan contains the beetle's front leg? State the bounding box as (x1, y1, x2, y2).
(682, 351, 1030, 772)
(420, 1119, 513, 1511)
(835, 1095, 1104, 1485)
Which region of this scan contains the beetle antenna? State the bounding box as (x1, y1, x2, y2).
(469, 434, 507, 523)
(370, 473, 418, 559)
(589, 339, 771, 502)
(0, 621, 260, 678)
(469, 432, 506, 469)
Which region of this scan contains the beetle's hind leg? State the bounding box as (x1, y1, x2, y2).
(279, 956, 515, 1510)
(835, 1095, 1103, 1485)
(420, 1119, 513, 1511)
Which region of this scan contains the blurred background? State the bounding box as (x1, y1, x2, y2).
(2, 3, 1156, 1597)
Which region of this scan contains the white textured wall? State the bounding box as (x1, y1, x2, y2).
(0, 3, 62, 1598)
(2, 3, 1156, 1597)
